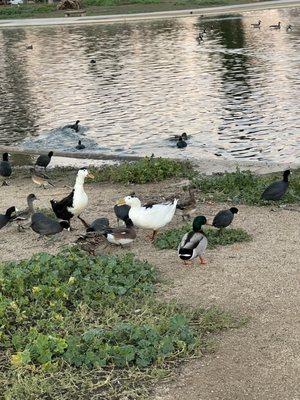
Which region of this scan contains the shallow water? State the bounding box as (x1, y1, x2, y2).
(0, 8, 299, 163)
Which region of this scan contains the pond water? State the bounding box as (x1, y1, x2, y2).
(0, 7, 299, 163)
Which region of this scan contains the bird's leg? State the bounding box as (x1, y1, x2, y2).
(1, 180, 9, 186)
(183, 260, 193, 267)
(150, 230, 157, 242)
(218, 227, 224, 235)
(117, 218, 120, 227)
(199, 256, 207, 265)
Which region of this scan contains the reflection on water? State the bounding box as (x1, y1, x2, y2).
(0, 8, 299, 163)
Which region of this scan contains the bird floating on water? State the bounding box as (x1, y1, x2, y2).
(65, 120, 80, 132)
(177, 136, 187, 148)
(178, 216, 208, 266)
(90, 59, 96, 64)
(261, 170, 290, 201)
(269, 22, 281, 29)
(251, 20, 261, 28)
(26, 45, 33, 50)
(0, 153, 12, 186)
(76, 140, 85, 150)
(286, 24, 292, 32)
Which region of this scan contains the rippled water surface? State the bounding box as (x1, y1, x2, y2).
(0, 8, 299, 162)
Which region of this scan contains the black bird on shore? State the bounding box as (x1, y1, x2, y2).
(30, 212, 70, 237)
(0, 153, 12, 186)
(212, 207, 239, 232)
(261, 170, 290, 201)
(0, 206, 17, 230)
(78, 216, 109, 233)
(35, 151, 53, 169)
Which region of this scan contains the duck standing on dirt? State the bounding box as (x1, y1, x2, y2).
(78, 216, 109, 233)
(178, 216, 208, 266)
(261, 170, 290, 201)
(14, 193, 37, 231)
(212, 207, 238, 233)
(30, 212, 70, 237)
(51, 168, 94, 224)
(35, 151, 53, 170)
(118, 194, 177, 241)
(104, 217, 137, 246)
(0, 206, 17, 230)
(176, 187, 197, 220)
(0, 153, 12, 186)
(31, 168, 55, 188)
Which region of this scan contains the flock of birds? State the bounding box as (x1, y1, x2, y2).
(196, 20, 293, 43)
(0, 146, 292, 265)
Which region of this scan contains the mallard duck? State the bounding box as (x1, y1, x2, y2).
(251, 20, 261, 28)
(51, 168, 94, 223)
(0, 206, 17, 230)
(212, 207, 238, 232)
(78, 215, 109, 233)
(177, 137, 187, 148)
(176, 188, 196, 220)
(270, 22, 281, 29)
(35, 151, 53, 169)
(104, 217, 136, 246)
(76, 140, 85, 150)
(0, 153, 12, 186)
(118, 195, 177, 241)
(261, 170, 290, 201)
(14, 193, 37, 231)
(65, 120, 80, 132)
(178, 216, 208, 266)
(30, 212, 70, 237)
(31, 168, 54, 188)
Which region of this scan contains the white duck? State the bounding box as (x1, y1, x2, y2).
(51, 168, 94, 223)
(118, 195, 178, 241)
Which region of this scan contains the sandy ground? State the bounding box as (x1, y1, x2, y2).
(0, 172, 299, 400)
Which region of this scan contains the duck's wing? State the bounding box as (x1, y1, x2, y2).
(261, 181, 286, 199)
(31, 213, 59, 235)
(179, 231, 204, 250)
(54, 190, 74, 208)
(106, 226, 136, 240)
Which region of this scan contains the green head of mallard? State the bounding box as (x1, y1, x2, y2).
(193, 216, 207, 232)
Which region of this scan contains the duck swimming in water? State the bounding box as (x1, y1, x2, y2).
(76, 140, 85, 150)
(177, 136, 187, 148)
(269, 22, 281, 29)
(51, 168, 94, 224)
(65, 120, 80, 132)
(251, 20, 261, 28)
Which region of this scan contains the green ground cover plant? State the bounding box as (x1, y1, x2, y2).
(155, 224, 252, 250)
(90, 157, 192, 184)
(0, 247, 241, 399)
(192, 169, 300, 205)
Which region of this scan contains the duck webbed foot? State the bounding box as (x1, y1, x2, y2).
(199, 256, 207, 265)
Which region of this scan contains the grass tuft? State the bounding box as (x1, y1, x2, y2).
(155, 224, 252, 250)
(89, 157, 192, 184)
(0, 247, 241, 399)
(192, 168, 300, 205)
